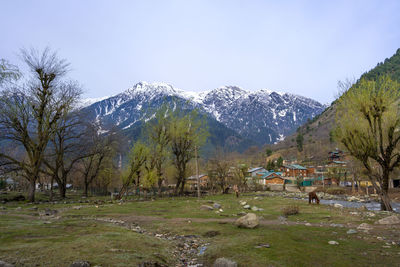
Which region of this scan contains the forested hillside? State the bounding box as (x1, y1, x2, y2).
(272, 48, 400, 163)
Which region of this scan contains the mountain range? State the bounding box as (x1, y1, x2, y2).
(80, 82, 326, 152)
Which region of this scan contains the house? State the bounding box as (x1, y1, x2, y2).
(248, 167, 267, 177)
(186, 174, 209, 189)
(280, 164, 309, 177)
(328, 149, 345, 162)
(259, 171, 285, 185)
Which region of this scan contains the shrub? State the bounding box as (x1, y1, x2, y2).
(325, 187, 346, 195)
(282, 205, 299, 216)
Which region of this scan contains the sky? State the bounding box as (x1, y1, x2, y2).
(1, 0, 400, 104)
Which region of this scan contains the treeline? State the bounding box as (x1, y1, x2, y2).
(0, 48, 211, 202)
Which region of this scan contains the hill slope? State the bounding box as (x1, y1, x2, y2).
(273, 48, 400, 162)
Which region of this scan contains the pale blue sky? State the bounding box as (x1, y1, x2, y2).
(2, 0, 399, 103)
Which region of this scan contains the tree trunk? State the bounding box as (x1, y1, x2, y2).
(28, 179, 36, 202)
(59, 184, 66, 199)
(380, 173, 393, 211)
(50, 176, 54, 201)
(179, 179, 185, 195)
(157, 178, 163, 196)
(84, 181, 89, 197)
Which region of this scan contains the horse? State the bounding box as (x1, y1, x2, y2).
(308, 191, 320, 204)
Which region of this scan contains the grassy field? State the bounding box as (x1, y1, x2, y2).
(1, 192, 400, 266)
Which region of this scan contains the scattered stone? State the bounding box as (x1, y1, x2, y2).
(347, 229, 358, 234)
(358, 205, 368, 211)
(44, 208, 58, 216)
(334, 203, 343, 208)
(0, 206, 6, 210)
(251, 206, 259, 211)
(305, 223, 312, 226)
(328, 241, 339, 245)
(357, 223, 373, 231)
(350, 212, 359, 215)
(200, 205, 214, 211)
(237, 212, 247, 216)
(235, 213, 259, 229)
(15, 207, 21, 211)
(28, 206, 38, 211)
(73, 206, 82, 210)
(219, 209, 223, 212)
(330, 223, 344, 228)
(243, 205, 251, 209)
(376, 215, 400, 225)
(0, 260, 15, 267)
(213, 203, 222, 209)
(203, 230, 220, 237)
(365, 212, 376, 217)
(138, 261, 167, 267)
(255, 243, 270, 248)
(69, 261, 90, 267)
(213, 257, 238, 267)
(239, 201, 247, 206)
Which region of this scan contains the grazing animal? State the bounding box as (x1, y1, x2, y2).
(308, 191, 320, 204)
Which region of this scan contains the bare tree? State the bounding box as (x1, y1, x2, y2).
(78, 123, 118, 197)
(0, 48, 77, 202)
(42, 105, 86, 199)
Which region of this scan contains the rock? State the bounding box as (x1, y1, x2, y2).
(69, 261, 90, 267)
(213, 203, 222, 209)
(219, 209, 223, 212)
(200, 205, 214, 211)
(44, 208, 58, 216)
(255, 243, 270, 248)
(357, 223, 373, 231)
(366, 212, 376, 217)
(243, 205, 251, 209)
(358, 205, 368, 211)
(213, 257, 238, 267)
(239, 201, 247, 206)
(328, 241, 339, 245)
(251, 206, 259, 211)
(0, 260, 15, 267)
(305, 223, 312, 226)
(28, 206, 38, 211)
(0, 206, 6, 210)
(237, 212, 247, 216)
(235, 213, 259, 229)
(334, 203, 343, 208)
(347, 229, 358, 234)
(15, 207, 21, 211)
(138, 261, 167, 267)
(203, 230, 220, 237)
(377, 215, 400, 225)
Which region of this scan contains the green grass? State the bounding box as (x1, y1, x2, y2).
(1, 193, 400, 266)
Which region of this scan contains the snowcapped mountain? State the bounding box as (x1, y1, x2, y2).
(81, 81, 326, 148)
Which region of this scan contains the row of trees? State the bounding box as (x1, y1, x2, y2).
(119, 106, 209, 197)
(0, 48, 118, 202)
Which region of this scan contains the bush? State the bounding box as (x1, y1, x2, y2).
(282, 205, 299, 216)
(325, 187, 346, 195)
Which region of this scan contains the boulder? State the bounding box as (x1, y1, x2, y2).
(357, 223, 373, 231)
(200, 205, 214, 211)
(69, 261, 90, 267)
(213, 258, 238, 267)
(347, 229, 358, 234)
(213, 203, 222, 209)
(235, 213, 259, 229)
(376, 215, 400, 225)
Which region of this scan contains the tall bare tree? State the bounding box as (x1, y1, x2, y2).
(0, 48, 77, 202)
(42, 106, 85, 198)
